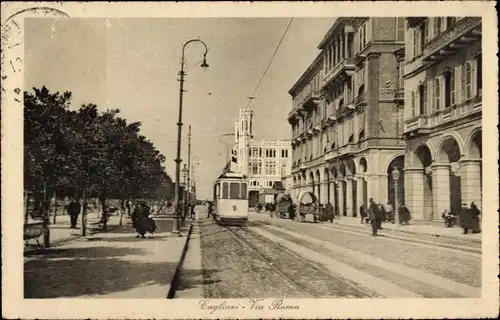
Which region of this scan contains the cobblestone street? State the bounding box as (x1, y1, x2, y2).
(174, 212, 481, 299)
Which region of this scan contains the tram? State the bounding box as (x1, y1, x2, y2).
(212, 171, 249, 226)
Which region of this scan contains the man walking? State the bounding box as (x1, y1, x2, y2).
(67, 198, 81, 229)
(368, 198, 381, 236)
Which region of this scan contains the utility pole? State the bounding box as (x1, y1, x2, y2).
(187, 125, 192, 208)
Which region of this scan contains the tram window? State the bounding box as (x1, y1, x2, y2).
(241, 183, 247, 199)
(229, 183, 240, 199)
(222, 182, 229, 199)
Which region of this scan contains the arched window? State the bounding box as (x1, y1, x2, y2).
(464, 62, 472, 99)
(444, 69, 455, 108)
(434, 78, 441, 111)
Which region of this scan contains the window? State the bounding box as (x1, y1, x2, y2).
(446, 17, 456, 29)
(434, 78, 441, 111)
(229, 183, 241, 199)
(222, 182, 228, 199)
(477, 54, 482, 96)
(444, 69, 455, 108)
(398, 62, 404, 89)
(419, 22, 428, 50)
(419, 83, 428, 115)
(396, 18, 405, 41)
(412, 29, 418, 57)
(241, 183, 247, 199)
(464, 62, 472, 99)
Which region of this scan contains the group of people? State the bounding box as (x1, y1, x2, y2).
(131, 201, 157, 238)
(362, 198, 411, 236)
(443, 202, 481, 234)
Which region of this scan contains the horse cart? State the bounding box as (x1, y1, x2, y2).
(275, 193, 295, 219)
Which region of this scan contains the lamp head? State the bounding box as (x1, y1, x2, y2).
(201, 55, 209, 69)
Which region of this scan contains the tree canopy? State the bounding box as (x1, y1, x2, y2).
(24, 86, 173, 201)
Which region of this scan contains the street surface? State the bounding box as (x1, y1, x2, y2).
(176, 211, 481, 299)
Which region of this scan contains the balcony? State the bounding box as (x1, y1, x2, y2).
(322, 58, 355, 89)
(404, 115, 429, 134)
(426, 96, 481, 128)
(302, 91, 321, 109)
(422, 17, 481, 63)
(323, 143, 357, 162)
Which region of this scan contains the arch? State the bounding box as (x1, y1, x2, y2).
(323, 167, 330, 181)
(359, 157, 368, 173)
(324, 146, 328, 154)
(387, 155, 405, 207)
(436, 134, 464, 163)
(330, 164, 338, 179)
(331, 142, 336, 150)
(410, 143, 434, 168)
(338, 162, 346, 177)
(345, 159, 356, 176)
(298, 190, 317, 204)
(315, 169, 321, 183)
(385, 152, 405, 174)
(465, 127, 482, 159)
(308, 171, 315, 184)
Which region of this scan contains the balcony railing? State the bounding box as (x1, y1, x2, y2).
(322, 58, 355, 89)
(404, 115, 428, 133)
(422, 17, 481, 62)
(426, 96, 481, 128)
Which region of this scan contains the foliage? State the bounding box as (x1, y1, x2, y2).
(24, 86, 173, 201)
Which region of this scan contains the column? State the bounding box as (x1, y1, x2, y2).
(380, 173, 389, 203)
(329, 180, 336, 206)
(346, 177, 353, 216)
(403, 168, 425, 220)
(337, 37, 341, 62)
(332, 43, 336, 67)
(344, 32, 349, 59)
(356, 175, 364, 215)
(314, 182, 320, 203)
(459, 159, 482, 210)
(340, 35, 344, 60)
(338, 179, 345, 216)
(432, 163, 451, 220)
(320, 181, 329, 205)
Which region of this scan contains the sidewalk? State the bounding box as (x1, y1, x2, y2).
(331, 216, 482, 243)
(25, 211, 123, 248)
(24, 220, 192, 298)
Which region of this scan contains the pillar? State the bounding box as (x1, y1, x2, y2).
(356, 175, 364, 214)
(344, 32, 349, 59)
(320, 181, 329, 205)
(380, 173, 388, 203)
(403, 168, 425, 220)
(346, 177, 353, 216)
(329, 180, 336, 206)
(314, 182, 320, 203)
(340, 35, 344, 60)
(459, 159, 482, 210)
(432, 163, 451, 220)
(338, 179, 345, 216)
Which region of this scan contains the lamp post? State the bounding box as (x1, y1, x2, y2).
(172, 39, 209, 235)
(391, 166, 401, 224)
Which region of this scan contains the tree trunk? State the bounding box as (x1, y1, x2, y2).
(52, 189, 58, 224)
(119, 198, 124, 226)
(99, 194, 107, 231)
(24, 191, 29, 224)
(81, 189, 87, 236)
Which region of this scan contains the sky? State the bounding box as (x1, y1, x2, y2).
(25, 17, 334, 199)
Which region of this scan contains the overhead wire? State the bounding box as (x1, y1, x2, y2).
(245, 17, 294, 109)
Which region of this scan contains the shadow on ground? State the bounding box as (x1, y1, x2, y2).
(175, 268, 222, 295)
(24, 244, 178, 298)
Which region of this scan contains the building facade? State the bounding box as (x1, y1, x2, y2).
(403, 17, 482, 220)
(230, 108, 292, 206)
(288, 17, 406, 216)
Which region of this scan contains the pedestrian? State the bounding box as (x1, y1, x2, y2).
(398, 202, 411, 225)
(470, 202, 481, 234)
(377, 203, 385, 229)
(359, 204, 366, 223)
(288, 203, 296, 220)
(325, 202, 334, 223)
(459, 202, 473, 234)
(368, 198, 382, 236)
(190, 203, 195, 220)
(67, 198, 81, 229)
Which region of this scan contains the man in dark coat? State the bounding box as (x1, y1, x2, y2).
(67, 199, 81, 229)
(470, 202, 481, 234)
(398, 203, 411, 225)
(325, 202, 334, 223)
(359, 204, 366, 223)
(459, 202, 473, 234)
(368, 198, 382, 236)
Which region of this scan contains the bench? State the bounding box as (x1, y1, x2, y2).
(24, 222, 45, 247)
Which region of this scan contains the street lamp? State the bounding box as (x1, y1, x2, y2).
(391, 166, 401, 224)
(172, 39, 209, 235)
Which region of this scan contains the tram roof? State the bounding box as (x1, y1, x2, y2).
(217, 170, 247, 180)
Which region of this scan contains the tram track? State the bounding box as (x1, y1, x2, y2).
(224, 225, 377, 298)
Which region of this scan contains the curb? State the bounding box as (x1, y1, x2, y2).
(167, 223, 194, 299)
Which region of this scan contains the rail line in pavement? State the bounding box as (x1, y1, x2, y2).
(224, 225, 377, 298)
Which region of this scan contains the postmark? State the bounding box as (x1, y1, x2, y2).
(1, 6, 69, 103)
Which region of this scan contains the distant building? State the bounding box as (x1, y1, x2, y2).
(230, 108, 292, 206)
(288, 17, 406, 216)
(403, 17, 482, 219)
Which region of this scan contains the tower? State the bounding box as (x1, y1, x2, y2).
(235, 108, 254, 175)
